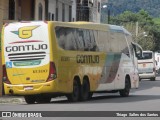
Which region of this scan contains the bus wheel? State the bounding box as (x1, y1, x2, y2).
(119, 77, 131, 97)
(24, 95, 36, 104)
(80, 79, 90, 101)
(150, 77, 155, 81)
(88, 92, 93, 100)
(36, 96, 51, 103)
(67, 79, 80, 102)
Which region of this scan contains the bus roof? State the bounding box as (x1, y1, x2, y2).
(4, 21, 131, 36)
(51, 21, 131, 35)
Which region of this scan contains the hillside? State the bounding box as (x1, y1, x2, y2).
(103, 0, 160, 17)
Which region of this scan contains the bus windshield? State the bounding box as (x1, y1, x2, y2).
(138, 52, 152, 60)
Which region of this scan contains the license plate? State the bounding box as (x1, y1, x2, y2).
(24, 86, 33, 90)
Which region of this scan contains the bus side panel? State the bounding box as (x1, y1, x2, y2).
(56, 50, 105, 93)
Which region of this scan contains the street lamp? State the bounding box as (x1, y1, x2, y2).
(102, 4, 110, 24)
(102, 5, 107, 8)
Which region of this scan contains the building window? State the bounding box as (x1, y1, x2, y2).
(62, 3, 65, 21)
(56, 8, 58, 21)
(9, 0, 15, 20)
(69, 6, 72, 22)
(56, 0, 58, 21)
(52, 14, 54, 20)
(38, 3, 43, 20)
(48, 12, 51, 20)
(98, 2, 100, 13)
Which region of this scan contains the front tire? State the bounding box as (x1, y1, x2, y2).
(119, 77, 131, 97)
(150, 77, 155, 81)
(24, 95, 36, 104)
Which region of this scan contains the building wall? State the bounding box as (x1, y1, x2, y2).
(35, 0, 45, 20)
(0, 0, 4, 29)
(72, 0, 76, 21)
(21, 0, 33, 20)
(48, 0, 56, 20)
(58, 1, 63, 21)
(0, 0, 34, 22)
(90, 0, 101, 23)
(48, 0, 74, 22)
(76, 0, 101, 23)
(0, 0, 9, 29)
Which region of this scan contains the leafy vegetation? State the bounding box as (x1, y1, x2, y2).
(106, 0, 160, 18)
(104, 9, 160, 51)
(153, 18, 160, 25)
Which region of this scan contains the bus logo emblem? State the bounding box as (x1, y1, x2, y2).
(11, 26, 39, 39)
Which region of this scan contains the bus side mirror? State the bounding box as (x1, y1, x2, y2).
(131, 42, 143, 59)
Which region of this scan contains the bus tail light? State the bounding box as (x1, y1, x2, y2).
(47, 62, 57, 82)
(3, 65, 11, 84)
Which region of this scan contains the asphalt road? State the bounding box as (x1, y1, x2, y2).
(1, 77, 160, 120)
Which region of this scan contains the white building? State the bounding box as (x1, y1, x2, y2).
(34, 0, 75, 22)
(89, 0, 101, 23)
(35, 0, 46, 20)
(76, 0, 102, 23)
(48, 0, 74, 22)
(23, 0, 103, 23)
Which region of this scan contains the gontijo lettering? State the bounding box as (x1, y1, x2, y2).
(77, 55, 99, 63)
(5, 44, 48, 52)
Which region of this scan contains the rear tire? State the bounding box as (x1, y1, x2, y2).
(88, 92, 93, 99)
(24, 95, 36, 104)
(36, 96, 51, 103)
(66, 79, 80, 102)
(80, 79, 90, 101)
(119, 77, 131, 97)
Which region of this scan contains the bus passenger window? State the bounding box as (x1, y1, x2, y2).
(65, 28, 77, 50)
(89, 30, 99, 51)
(83, 30, 90, 51)
(55, 27, 66, 49)
(76, 29, 85, 51)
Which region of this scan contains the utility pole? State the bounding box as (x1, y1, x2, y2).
(0, 52, 2, 97)
(136, 21, 139, 37)
(108, 8, 110, 24)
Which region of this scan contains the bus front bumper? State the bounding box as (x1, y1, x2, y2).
(139, 72, 156, 79)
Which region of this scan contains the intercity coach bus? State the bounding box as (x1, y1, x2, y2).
(1, 21, 142, 104)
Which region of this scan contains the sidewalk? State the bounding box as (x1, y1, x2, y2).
(0, 95, 24, 104)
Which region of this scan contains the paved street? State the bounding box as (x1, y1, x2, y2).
(1, 77, 160, 120)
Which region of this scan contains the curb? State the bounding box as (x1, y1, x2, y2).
(0, 96, 24, 104)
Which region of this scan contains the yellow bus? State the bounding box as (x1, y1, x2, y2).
(1, 21, 142, 104)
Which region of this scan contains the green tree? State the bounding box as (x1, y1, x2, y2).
(108, 10, 160, 51)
